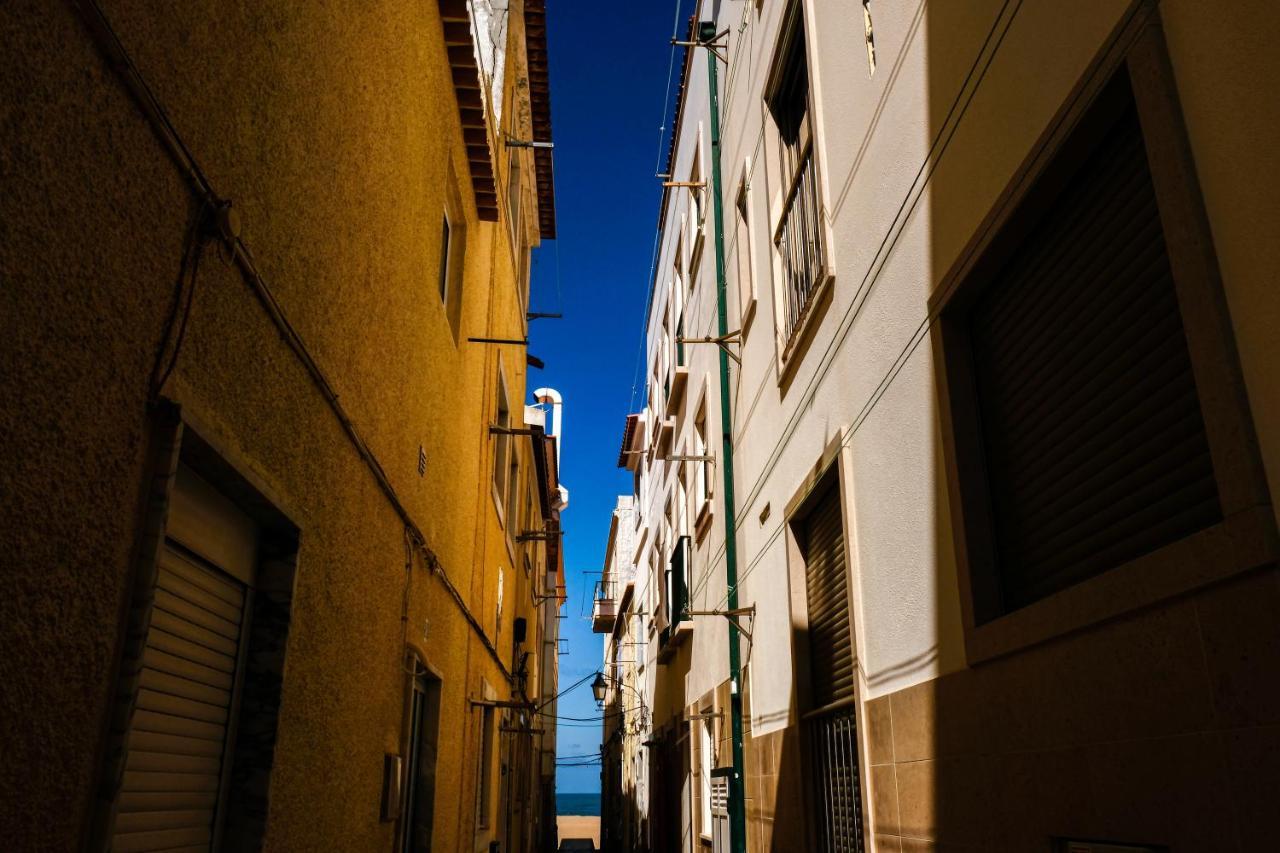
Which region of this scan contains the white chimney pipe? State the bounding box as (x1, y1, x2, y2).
(532, 387, 567, 510)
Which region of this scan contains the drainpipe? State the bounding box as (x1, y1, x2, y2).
(700, 20, 748, 853)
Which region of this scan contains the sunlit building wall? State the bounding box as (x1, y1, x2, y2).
(604, 0, 1280, 851)
(0, 1, 563, 850)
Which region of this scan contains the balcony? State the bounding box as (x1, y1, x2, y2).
(591, 579, 618, 633)
(775, 146, 826, 353)
(654, 415, 676, 458)
(657, 535, 693, 663)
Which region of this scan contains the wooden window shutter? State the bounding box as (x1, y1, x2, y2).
(967, 71, 1221, 614)
(801, 480, 853, 709)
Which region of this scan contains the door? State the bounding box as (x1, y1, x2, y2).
(113, 465, 257, 851)
(710, 775, 730, 853)
(402, 670, 442, 852)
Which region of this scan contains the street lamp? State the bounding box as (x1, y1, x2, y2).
(591, 671, 608, 705)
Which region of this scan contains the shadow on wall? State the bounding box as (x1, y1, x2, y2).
(915, 2, 1280, 852)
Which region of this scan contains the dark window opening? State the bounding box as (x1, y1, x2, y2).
(963, 70, 1221, 616)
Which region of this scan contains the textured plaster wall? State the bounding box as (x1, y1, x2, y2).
(0, 0, 546, 849)
(705, 0, 1280, 848)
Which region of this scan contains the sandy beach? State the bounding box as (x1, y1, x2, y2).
(556, 814, 600, 849)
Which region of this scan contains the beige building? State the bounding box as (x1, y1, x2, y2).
(602, 1, 1280, 851)
(0, 1, 565, 851)
(595, 495, 645, 853)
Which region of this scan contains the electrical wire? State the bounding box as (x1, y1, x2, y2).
(149, 201, 209, 400)
(627, 0, 690, 417)
(73, 0, 514, 684)
(684, 0, 1025, 609)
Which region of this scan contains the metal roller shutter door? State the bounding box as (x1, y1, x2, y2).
(112, 544, 247, 853)
(802, 482, 853, 709)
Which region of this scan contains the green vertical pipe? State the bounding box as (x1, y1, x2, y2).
(700, 20, 748, 853)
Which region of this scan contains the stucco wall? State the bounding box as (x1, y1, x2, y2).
(0, 0, 548, 849)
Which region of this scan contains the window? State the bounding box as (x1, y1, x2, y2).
(402, 662, 442, 853)
(108, 459, 298, 852)
(699, 716, 714, 839)
(506, 449, 520, 539)
(477, 704, 495, 828)
(662, 498, 675, 629)
(792, 473, 864, 851)
(969, 73, 1215, 614)
(439, 159, 467, 340)
(932, 13, 1274, 655)
(113, 469, 257, 853)
(693, 398, 712, 534)
(768, 5, 826, 354)
(493, 371, 511, 510)
(438, 213, 452, 303)
(689, 135, 706, 272)
(676, 463, 690, 540)
(507, 149, 523, 253)
(734, 167, 757, 331)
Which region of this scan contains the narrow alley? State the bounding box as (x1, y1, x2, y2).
(2, 2, 1279, 853)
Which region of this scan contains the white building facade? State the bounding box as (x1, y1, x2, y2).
(601, 1, 1280, 852)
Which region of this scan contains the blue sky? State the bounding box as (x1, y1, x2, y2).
(529, 0, 692, 794)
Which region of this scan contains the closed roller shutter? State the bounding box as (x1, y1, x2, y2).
(799, 480, 865, 852)
(968, 72, 1221, 613)
(802, 481, 853, 709)
(112, 543, 248, 852)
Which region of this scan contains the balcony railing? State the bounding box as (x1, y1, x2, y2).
(775, 145, 825, 350)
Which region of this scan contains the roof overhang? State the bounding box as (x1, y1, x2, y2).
(440, 0, 499, 220)
(525, 0, 556, 239)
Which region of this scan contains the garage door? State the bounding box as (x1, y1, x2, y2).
(113, 464, 256, 852)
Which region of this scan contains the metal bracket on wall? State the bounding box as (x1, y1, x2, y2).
(671, 28, 730, 64)
(516, 529, 562, 543)
(505, 135, 555, 150)
(677, 330, 742, 364)
(685, 605, 755, 642)
(685, 710, 725, 722)
(488, 426, 542, 437)
(468, 337, 529, 346)
(468, 697, 535, 710)
(664, 454, 716, 465)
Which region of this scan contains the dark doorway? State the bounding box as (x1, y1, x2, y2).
(402, 664, 443, 853)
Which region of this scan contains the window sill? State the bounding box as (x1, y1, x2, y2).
(962, 504, 1278, 664)
(776, 272, 834, 398)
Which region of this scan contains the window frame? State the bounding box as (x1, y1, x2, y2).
(764, 0, 837, 391)
(439, 157, 467, 343)
(492, 367, 512, 524)
(734, 161, 758, 336)
(929, 4, 1276, 664)
(692, 391, 713, 541)
(782, 438, 870, 853)
(399, 651, 443, 853)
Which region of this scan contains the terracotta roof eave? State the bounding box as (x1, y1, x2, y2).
(526, 0, 556, 239)
(617, 414, 639, 468)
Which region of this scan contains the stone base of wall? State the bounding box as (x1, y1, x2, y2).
(865, 567, 1280, 852)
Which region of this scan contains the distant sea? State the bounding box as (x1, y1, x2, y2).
(556, 792, 601, 816)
